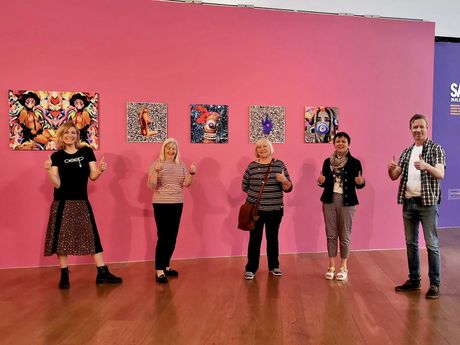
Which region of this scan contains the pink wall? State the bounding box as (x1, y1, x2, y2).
(0, 0, 435, 268)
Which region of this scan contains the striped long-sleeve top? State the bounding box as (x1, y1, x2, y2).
(149, 161, 187, 204)
(242, 159, 293, 211)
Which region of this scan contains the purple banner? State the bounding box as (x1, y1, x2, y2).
(433, 42, 460, 227)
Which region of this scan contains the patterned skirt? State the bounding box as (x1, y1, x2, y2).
(44, 200, 103, 256)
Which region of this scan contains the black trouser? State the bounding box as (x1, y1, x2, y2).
(245, 209, 284, 273)
(153, 203, 183, 270)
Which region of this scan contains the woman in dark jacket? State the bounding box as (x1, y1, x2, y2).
(317, 132, 365, 281)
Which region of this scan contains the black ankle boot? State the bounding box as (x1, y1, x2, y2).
(59, 267, 70, 289)
(96, 265, 123, 284)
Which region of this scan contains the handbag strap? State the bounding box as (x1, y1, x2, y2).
(254, 159, 274, 212)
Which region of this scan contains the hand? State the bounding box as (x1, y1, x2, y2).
(98, 156, 107, 172)
(388, 155, 398, 171)
(317, 172, 326, 185)
(355, 171, 364, 185)
(44, 155, 52, 170)
(276, 169, 288, 183)
(189, 162, 197, 175)
(414, 154, 428, 171)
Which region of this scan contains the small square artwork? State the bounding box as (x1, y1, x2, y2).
(305, 106, 339, 143)
(249, 105, 285, 143)
(190, 104, 228, 143)
(127, 102, 167, 143)
(9, 90, 99, 150)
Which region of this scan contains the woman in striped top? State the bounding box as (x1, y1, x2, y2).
(148, 138, 196, 283)
(242, 138, 293, 280)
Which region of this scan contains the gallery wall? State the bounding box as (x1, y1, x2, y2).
(0, 0, 435, 268)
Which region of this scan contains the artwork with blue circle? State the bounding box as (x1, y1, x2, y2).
(304, 106, 339, 143)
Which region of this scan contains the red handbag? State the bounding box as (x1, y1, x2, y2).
(238, 160, 273, 231)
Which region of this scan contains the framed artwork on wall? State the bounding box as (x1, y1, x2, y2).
(304, 106, 339, 143)
(249, 105, 285, 143)
(127, 102, 167, 143)
(190, 104, 228, 143)
(9, 90, 99, 150)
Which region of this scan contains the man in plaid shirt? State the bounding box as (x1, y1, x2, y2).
(388, 114, 446, 299)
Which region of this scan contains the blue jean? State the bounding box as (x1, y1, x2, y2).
(402, 198, 440, 286)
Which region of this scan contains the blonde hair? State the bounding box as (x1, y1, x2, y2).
(254, 137, 274, 158)
(55, 122, 81, 150)
(159, 138, 181, 164)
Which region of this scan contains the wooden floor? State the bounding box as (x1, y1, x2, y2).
(2, 229, 460, 345)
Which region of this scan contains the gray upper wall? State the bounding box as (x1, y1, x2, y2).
(197, 0, 459, 38)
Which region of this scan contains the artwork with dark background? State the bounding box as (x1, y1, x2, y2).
(190, 104, 228, 143)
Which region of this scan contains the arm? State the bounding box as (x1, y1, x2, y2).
(388, 155, 402, 181)
(183, 163, 197, 188)
(354, 161, 365, 189)
(416, 161, 445, 179)
(89, 156, 106, 181)
(44, 155, 60, 188)
(276, 162, 293, 192)
(148, 160, 161, 188)
(317, 160, 327, 187)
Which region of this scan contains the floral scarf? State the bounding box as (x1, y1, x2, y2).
(329, 151, 348, 187)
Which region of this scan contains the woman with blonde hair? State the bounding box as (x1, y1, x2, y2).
(242, 138, 293, 280)
(44, 122, 122, 289)
(148, 138, 196, 283)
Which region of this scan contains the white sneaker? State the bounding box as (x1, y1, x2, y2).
(270, 268, 283, 276)
(244, 271, 255, 280)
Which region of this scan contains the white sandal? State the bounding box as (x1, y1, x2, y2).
(336, 268, 348, 281)
(325, 267, 335, 280)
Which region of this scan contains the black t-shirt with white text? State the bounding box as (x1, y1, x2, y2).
(51, 146, 96, 200)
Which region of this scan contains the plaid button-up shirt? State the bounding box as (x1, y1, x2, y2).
(397, 139, 446, 205)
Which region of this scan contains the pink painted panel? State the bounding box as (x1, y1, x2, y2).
(0, 0, 434, 268)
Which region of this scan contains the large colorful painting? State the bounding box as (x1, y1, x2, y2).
(127, 102, 167, 143)
(9, 90, 99, 150)
(190, 104, 228, 143)
(249, 105, 285, 143)
(304, 106, 339, 143)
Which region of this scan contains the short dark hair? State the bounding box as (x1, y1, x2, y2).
(334, 131, 350, 144)
(409, 114, 428, 128)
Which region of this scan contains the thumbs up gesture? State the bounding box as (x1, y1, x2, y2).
(276, 169, 287, 182)
(189, 162, 197, 175)
(44, 155, 52, 170)
(414, 154, 427, 171)
(355, 171, 364, 185)
(388, 155, 398, 171)
(317, 172, 326, 185)
(98, 156, 107, 172)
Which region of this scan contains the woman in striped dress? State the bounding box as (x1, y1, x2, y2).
(242, 138, 293, 280)
(148, 138, 196, 283)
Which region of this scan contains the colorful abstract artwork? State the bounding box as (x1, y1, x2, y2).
(304, 106, 339, 143)
(190, 104, 228, 143)
(127, 102, 167, 143)
(8, 90, 99, 150)
(249, 105, 285, 143)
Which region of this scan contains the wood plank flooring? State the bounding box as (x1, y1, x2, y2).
(1, 228, 460, 345)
